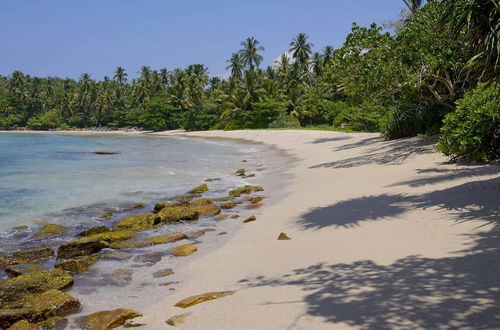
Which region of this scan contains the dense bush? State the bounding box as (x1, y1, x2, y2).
(438, 83, 500, 162)
(141, 96, 181, 131)
(26, 108, 64, 130)
(268, 112, 301, 128)
(333, 102, 388, 132)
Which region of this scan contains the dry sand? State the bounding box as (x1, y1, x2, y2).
(131, 129, 499, 329)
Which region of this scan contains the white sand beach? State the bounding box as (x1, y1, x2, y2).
(134, 129, 500, 329)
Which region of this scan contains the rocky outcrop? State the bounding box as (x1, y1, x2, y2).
(174, 291, 235, 308)
(110, 232, 187, 249)
(78, 226, 110, 237)
(112, 213, 160, 231)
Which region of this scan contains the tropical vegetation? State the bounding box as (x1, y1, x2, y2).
(0, 0, 498, 161)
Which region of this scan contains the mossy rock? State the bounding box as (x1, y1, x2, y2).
(110, 232, 187, 249)
(229, 185, 264, 197)
(122, 203, 144, 210)
(5, 264, 44, 277)
(187, 184, 208, 194)
(234, 169, 246, 176)
(190, 198, 214, 206)
(31, 224, 68, 239)
(174, 291, 235, 308)
(212, 196, 234, 202)
(157, 206, 199, 223)
(0, 269, 74, 305)
(54, 256, 99, 273)
(174, 193, 202, 203)
(36, 316, 67, 329)
(153, 202, 176, 213)
(79, 308, 142, 330)
(101, 251, 133, 260)
(170, 244, 197, 257)
(243, 215, 257, 223)
(153, 268, 174, 278)
(99, 212, 113, 219)
(193, 204, 221, 216)
(248, 196, 264, 204)
(112, 213, 160, 231)
(0, 248, 53, 266)
(78, 226, 110, 237)
(57, 240, 109, 260)
(6, 320, 40, 329)
(77, 230, 137, 244)
(220, 201, 241, 210)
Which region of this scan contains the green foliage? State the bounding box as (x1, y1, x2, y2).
(141, 95, 180, 131)
(268, 113, 301, 129)
(438, 83, 500, 162)
(26, 108, 64, 130)
(333, 102, 389, 132)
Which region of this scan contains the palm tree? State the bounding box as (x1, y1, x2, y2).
(226, 52, 244, 79)
(113, 66, 127, 84)
(403, 0, 424, 12)
(311, 52, 324, 76)
(239, 37, 265, 71)
(290, 33, 313, 70)
(323, 46, 334, 65)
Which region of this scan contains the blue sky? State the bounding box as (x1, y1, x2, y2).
(0, 0, 407, 80)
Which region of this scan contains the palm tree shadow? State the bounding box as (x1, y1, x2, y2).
(240, 226, 500, 328)
(298, 177, 500, 230)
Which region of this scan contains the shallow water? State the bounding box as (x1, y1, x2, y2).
(0, 133, 250, 232)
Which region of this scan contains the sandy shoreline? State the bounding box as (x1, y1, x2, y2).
(134, 129, 499, 329)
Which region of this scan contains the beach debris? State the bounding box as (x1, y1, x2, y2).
(78, 226, 110, 237)
(229, 185, 264, 197)
(174, 291, 235, 308)
(153, 268, 174, 278)
(31, 224, 68, 239)
(5, 264, 44, 277)
(0, 269, 74, 304)
(235, 169, 246, 176)
(170, 244, 197, 257)
(204, 178, 221, 182)
(54, 256, 99, 273)
(112, 213, 160, 231)
(278, 232, 291, 240)
(133, 252, 163, 266)
(243, 215, 257, 223)
(0, 248, 53, 266)
(165, 313, 191, 326)
(78, 308, 142, 330)
(94, 151, 119, 155)
(187, 184, 208, 194)
(99, 211, 113, 218)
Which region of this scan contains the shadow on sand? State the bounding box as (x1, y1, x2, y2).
(240, 175, 500, 328)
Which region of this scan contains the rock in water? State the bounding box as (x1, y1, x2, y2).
(6, 320, 40, 329)
(94, 151, 119, 155)
(0, 248, 53, 266)
(234, 169, 246, 176)
(229, 185, 264, 197)
(80, 308, 142, 330)
(78, 226, 110, 237)
(170, 244, 197, 257)
(99, 212, 113, 219)
(165, 313, 191, 326)
(57, 240, 108, 260)
(174, 291, 236, 308)
(112, 213, 160, 231)
(187, 184, 208, 194)
(153, 269, 174, 278)
(243, 215, 257, 223)
(0, 269, 74, 304)
(54, 256, 99, 273)
(277, 232, 291, 240)
(31, 224, 68, 239)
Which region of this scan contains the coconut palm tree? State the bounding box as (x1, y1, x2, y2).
(290, 33, 314, 71)
(226, 52, 245, 79)
(239, 37, 265, 71)
(403, 0, 424, 12)
(311, 52, 324, 77)
(113, 66, 127, 84)
(323, 46, 334, 65)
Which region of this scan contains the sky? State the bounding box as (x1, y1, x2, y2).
(0, 0, 407, 80)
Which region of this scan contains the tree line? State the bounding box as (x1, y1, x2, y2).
(0, 0, 498, 161)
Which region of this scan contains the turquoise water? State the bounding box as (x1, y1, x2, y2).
(0, 133, 249, 231)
